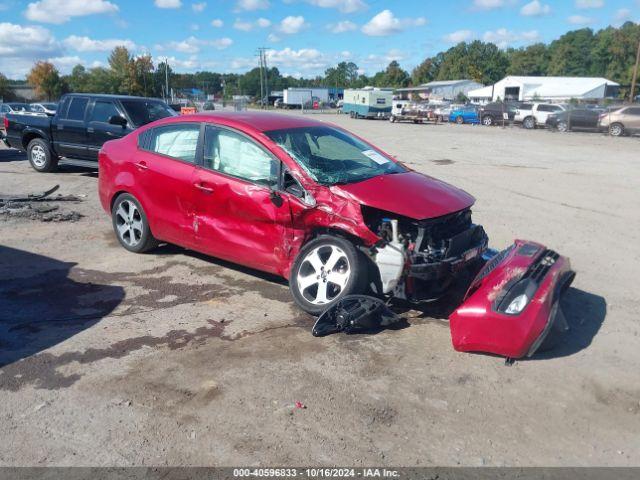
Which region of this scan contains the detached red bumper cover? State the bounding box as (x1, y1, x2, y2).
(449, 240, 575, 359)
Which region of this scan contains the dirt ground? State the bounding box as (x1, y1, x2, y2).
(1, 115, 639, 467)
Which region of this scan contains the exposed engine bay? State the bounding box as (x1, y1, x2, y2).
(361, 206, 488, 302)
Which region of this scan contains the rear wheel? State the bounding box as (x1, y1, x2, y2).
(289, 235, 368, 316)
(455, 116, 464, 124)
(111, 193, 159, 253)
(523, 117, 536, 129)
(389, 115, 396, 123)
(557, 121, 569, 133)
(482, 115, 494, 126)
(609, 123, 624, 137)
(27, 138, 58, 172)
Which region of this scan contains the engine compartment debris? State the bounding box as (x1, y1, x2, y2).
(312, 295, 404, 336)
(0, 185, 84, 222)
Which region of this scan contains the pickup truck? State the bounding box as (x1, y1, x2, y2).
(3, 93, 176, 172)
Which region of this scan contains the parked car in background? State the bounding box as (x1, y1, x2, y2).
(449, 106, 480, 124)
(598, 106, 640, 136)
(478, 102, 518, 126)
(4, 93, 176, 172)
(1, 102, 29, 120)
(202, 102, 216, 111)
(515, 103, 567, 129)
(29, 103, 57, 115)
(545, 108, 604, 132)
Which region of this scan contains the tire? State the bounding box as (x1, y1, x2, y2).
(523, 117, 536, 129)
(482, 115, 494, 126)
(609, 123, 624, 137)
(111, 193, 159, 253)
(455, 116, 464, 124)
(557, 121, 568, 133)
(27, 138, 58, 172)
(349, 111, 355, 119)
(389, 115, 396, 123)
(289, 234, 368, 316)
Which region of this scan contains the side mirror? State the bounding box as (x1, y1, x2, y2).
(108, 115, 127, 128)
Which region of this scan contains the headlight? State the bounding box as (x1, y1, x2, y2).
(505, 294, 529, 314)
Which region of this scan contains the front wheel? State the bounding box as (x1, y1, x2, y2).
(523, 117, 536, 129)
(111, 193, 159, 253)
(609, 123, 624, 137)
(482, 115, 494, 126)
(289, 235, 368, 316)
(557, 121, 569, 133)
(455, 116, 464, 124)
(27, 138, 58, 172)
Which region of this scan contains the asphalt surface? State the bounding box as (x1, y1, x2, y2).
(1, 115, 639, 466)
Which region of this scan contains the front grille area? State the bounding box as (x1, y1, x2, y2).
(474, 244, 516, 284)
(523, 249, 560, 284)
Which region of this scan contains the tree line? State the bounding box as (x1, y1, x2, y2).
(1, 21, 638, 102)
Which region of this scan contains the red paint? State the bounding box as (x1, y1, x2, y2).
(449, 240, 574, 358)
(99, 112, 473, 279)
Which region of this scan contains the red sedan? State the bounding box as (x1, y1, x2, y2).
(99, 112, 573, 358)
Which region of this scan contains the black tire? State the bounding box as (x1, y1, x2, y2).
(523, 116, 536, 129)
(349, 111, 355, 118)
(455, 116, 464, 124)
(289, 234, 368, 316)
(482, 115, 494, 126)
(111, 193, 159, 253)
(27, 138, 58, 172)
(389, 115, 396, 123)
(557, 121, 569, 133)
(609, 123, 624, 137)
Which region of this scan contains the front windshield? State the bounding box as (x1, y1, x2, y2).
(120, 100, 177, 126)
(265, 126, 406, 186)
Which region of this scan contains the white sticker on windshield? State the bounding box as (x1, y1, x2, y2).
(362, 149, 390, 165)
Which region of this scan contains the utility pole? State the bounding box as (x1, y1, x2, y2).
(256, 49, 265, 108)
(164, 57, 170, 102)
(256, 47, 270, 108)
(630, 38, 640, 103)
(263, 49, 270, 108)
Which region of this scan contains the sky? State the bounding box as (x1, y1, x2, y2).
(0, 0, 639, 79)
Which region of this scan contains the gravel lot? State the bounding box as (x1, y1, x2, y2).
(1, 115, 639, 466)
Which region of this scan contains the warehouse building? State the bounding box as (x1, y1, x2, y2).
(395, 79, 484, 101)
(468, 76, 620, 104)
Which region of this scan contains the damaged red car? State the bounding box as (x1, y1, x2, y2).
(98, 112, 574, 358)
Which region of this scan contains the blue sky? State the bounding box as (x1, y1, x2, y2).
(1, 0, 639, 79)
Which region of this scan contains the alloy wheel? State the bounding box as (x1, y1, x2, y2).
(115, 200, 144, 247)
(296, 245, 351, 305)
(557, 121, 568, 133)
(31, 145, 47, 168)
(610, 124, 623, 136)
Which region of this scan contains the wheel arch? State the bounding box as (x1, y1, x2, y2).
(22, 130, 48, 151)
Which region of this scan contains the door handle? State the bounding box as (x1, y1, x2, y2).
(134, 161, 148, 170)
(87, 127, 94, 133)
(194, 182, 214, 193)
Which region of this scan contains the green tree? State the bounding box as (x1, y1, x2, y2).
(507, 43, 550, 75)
(411, 58, 437, 85)
(0, 72, 9, 100)
(547, 28, 595, 76)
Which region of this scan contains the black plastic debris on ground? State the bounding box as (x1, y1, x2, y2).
(0, 185, 84, 222)
(312, 295, 406, 336)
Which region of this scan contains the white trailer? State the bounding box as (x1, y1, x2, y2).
(283, 88, 329, 108)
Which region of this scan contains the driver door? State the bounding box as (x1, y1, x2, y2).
(191, 125, 292, 274)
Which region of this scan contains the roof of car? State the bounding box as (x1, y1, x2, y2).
(173, 111, 328, 132)
(62, 93, 165, 101)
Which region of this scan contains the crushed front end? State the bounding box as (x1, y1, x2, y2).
(449, 240, 575, 358)
(362, 206, 488, 301)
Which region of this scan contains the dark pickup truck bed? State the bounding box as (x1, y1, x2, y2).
(3, 94, 176, 172)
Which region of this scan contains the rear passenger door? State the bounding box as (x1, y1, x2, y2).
(53, 96, 90, 159)
(624, 107, 640, 132)
(85, 99, 130, 160)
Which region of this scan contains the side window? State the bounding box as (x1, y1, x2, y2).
(626, 107, 640, 116)
(90, 101, 120, 123)
(550, 105, 562, 112)
(203, 126, 278, 187)
(148, 124, 200, 163)
(67, 97, 88, 121)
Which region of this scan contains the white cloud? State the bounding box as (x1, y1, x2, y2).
(613, 8, 631, 23)
(567, 14, 594, 24)
(154, 0, 182, 8)
(235, 0, 269, 11)
(63, 35, 136, 52)
(234, 18, 271, 31)
(266, 47, 327, 69)
(304, 0, 367, 13)
(361, 10, 425, 36)
(267, 33, 281, 42)
(256, 17, 271, 27)
(156, 36, 232, 53)
(483, 28, 540, 48)
(443, 29, 473, 43)
(575, 0, 603, 8)
(0, 22, 61, 56)
(164, 55, 199, 69)
(327, 20, 357, 33)
(211, 18, 223, 27)
(472, 0, 505, 10)
(192, 2, 206, 12)
(520, 0, 550, 16)
(24, 0, 118, 24)
(47, 55, 83, 73)
(278, 15, 308, 34)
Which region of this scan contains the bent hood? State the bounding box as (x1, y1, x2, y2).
(332, 171, 475, 220)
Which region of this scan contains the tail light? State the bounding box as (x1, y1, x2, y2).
(3, 117, 8, 130)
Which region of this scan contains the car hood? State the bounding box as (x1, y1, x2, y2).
(331, 171, 475, 220)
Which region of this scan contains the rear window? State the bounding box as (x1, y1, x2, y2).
(120, 100, 176, 127)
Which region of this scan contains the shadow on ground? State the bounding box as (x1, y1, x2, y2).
(0, 245, 125, 367)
